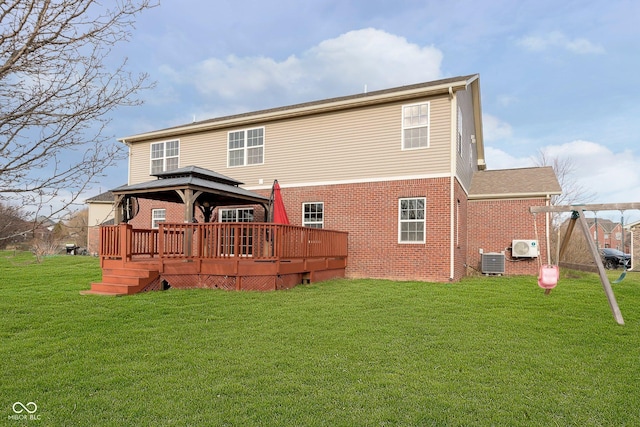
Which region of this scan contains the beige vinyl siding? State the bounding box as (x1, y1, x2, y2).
(87, 203, 114, 226)
(129, 95, 453, 186)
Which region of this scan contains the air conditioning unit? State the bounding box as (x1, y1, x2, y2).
(481, 252, 505, 274)
(512, 239, 539, 258)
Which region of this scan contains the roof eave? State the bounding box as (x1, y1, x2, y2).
(119, 76, 478, 144)
(468, 192, 561, 200)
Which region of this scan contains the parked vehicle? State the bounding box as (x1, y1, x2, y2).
(600, 248, 631, 270)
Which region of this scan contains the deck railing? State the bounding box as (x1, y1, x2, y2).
(99, 223, 348, 261)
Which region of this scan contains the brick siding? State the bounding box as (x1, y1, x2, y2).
(468, 198, 550, 276)
(122, 179, 551, 282)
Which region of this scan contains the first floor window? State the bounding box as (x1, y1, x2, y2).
(219, 208, 254, 222)
(399, 197, 426, 243)
(218, 208, 254, 256)
(151, 209, 166, 229)
(150, 140, 179, 174)
(303, 202, 324, 228)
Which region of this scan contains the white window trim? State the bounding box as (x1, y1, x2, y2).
(151, 208, 166, 229)
(219, 208, 254, 222)
(401, 102, 430, 151)
(398, 197, 426, 244)
(150, 139, 180, 175)
(302, 202, 324, 228)
(227, 126, 265, 168)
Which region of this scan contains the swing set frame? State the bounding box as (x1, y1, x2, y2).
(530, 202, 640, 326)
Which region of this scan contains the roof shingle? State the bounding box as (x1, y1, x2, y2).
(469, 167, 561, 199)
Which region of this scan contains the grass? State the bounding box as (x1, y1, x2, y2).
(1, 251, 640, 426)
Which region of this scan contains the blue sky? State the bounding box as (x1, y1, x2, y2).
(94, 0, 640, 219)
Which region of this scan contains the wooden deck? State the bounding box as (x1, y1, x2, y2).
(84, 223, 348, 295)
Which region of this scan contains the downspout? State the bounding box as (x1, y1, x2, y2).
(449, 86, 456, 280)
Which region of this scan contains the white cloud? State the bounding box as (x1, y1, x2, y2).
(487, 140, 640, 207)
(538, 140, 640, 203)
(496, 95, 517, 108)
(543, 140, 640, 203)
(166, 28, 443, 106)
(518, 31, 605, 54)
(484, 146, 534, 170)
(482, 114, 513, 141)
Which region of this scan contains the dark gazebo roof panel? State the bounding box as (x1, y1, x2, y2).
(152, 166, 244, 186)
(111, 167, 269, 206)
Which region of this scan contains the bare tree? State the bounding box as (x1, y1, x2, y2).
(0, 0, 156, 229)
(534, 149, 596, 210)
(0, 202, 30, 249)
(534, 149, 597, 263)
(59, 208, 88, 247)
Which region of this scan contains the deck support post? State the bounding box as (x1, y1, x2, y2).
(119, 223, 132, 265)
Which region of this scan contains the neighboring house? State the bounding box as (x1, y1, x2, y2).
(85, 190, 116, 255)
(585, 218, 629, 252)
(626, 220, 640, 269)
(109, 74, 561, 282)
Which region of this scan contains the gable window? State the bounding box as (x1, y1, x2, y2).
(151, 209, 166, 229)
(150, 140, 179, 174)
(402, 102, 430, 150)
(228, 127, 264, 167)
(220, 208, 254, 222)
(303, 202, 324, 228)
(398, 197, 426, 243)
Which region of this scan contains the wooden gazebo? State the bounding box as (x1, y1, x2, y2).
(83, 167, 348, 295)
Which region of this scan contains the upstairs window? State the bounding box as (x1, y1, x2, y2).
(303, 202, 324, 228)
(398, 197, 426, 243)
(228, 127, 264, 167)
(402, 102, 430, 150)
(150, 140, 179, 174)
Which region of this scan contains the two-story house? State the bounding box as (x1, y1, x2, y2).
(585, 218, 629, 252)
(90, 74, 561, 292)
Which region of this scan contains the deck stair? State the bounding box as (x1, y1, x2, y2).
(82, 261, 161, 296)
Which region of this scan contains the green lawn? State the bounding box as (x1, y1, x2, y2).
(1, 251, 639, 426)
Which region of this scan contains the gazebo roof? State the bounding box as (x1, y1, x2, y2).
(111, 166, 269, 207)
(151, 165, 244, 186)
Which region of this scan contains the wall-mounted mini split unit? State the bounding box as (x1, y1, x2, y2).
(481, 253, 505, 275)
(512, 239, 539, 258)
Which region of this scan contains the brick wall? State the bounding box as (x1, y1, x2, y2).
(118, 180, 551, 281)
(453, 180, 469, 281)
(125, 178, 456, 282)
(468, 198, 551, 276)
(257, 178, 456, 282)
(129, 200, 187, 228)
(87, 226, 100, 255)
